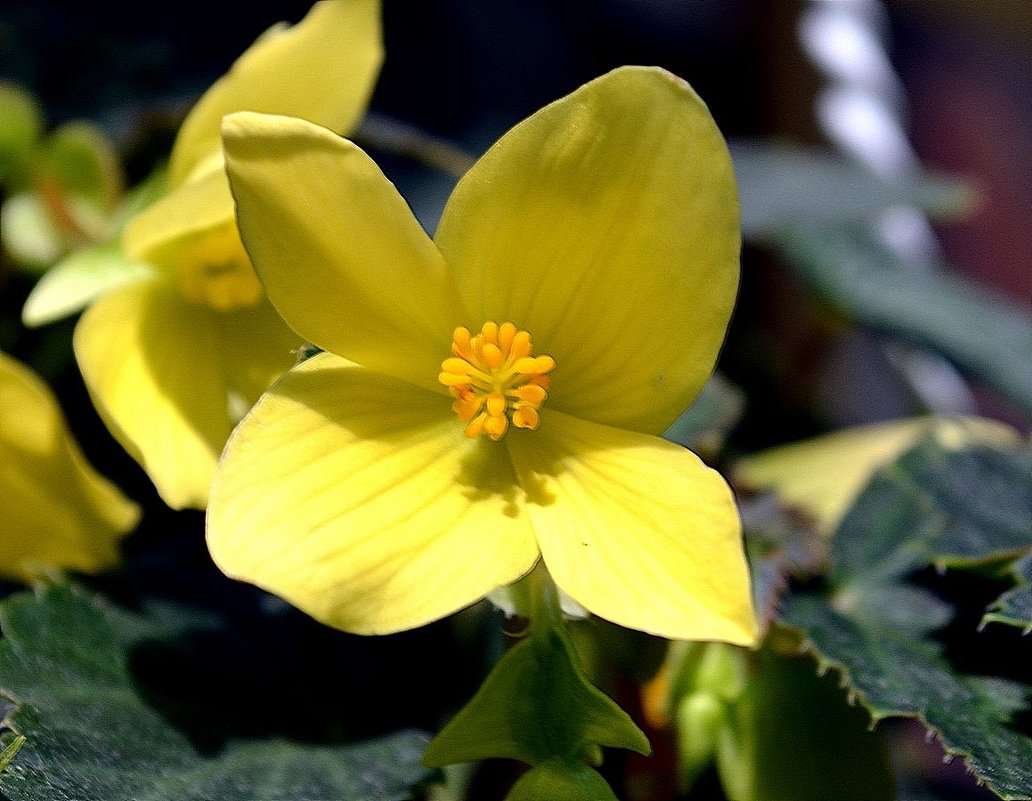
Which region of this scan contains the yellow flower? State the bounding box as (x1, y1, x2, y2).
(734, 416, 1020, 533)
(71, 0, 383, 509)
(0, 351, 139, 582)
(207, 66, 757, 643)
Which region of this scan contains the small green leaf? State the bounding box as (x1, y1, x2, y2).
(0, 584, 433, 801)
(423, 622, 649, 769)
(37, 121, 123, 213)
(0, 736, 26, 775)
(778, 224, 1032, 414)
(983, 553, 1032, 633)
(0, 84, 43, 182)
(732, 141, 974, 242)
(22, 240, 155, 326)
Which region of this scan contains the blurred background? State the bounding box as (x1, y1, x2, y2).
(0, 2, 1028, 799)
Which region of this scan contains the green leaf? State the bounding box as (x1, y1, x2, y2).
(22, 240, 155, 326)
(983, 553, 1032, 633)
(778, 437, 1032, 800)
(0, 736, 25, 776)
(0, 584, 432, 801)
(731, 141, 974, 242)
(37, 122, 123, 213)
(778, 224, 1032, 415)
(0, 84, 43, 183)
(831, 438, 1032, 576)
(422, 622, 649, 769)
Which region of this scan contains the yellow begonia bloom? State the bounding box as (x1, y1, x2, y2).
(72, 0, 383, 509)
(208, 66, 758, 644)
(734, 416, 1021, 533)
(0, 352, 139, 582)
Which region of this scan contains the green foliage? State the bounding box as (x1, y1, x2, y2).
(983, 553, 1032, 633)
(779, 438, 1032, 800)
(0, 584, 433, 801)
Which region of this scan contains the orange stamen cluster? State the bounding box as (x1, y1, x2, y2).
(439, 321, 555, 440)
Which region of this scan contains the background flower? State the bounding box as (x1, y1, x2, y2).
(0, 351, 139, 582)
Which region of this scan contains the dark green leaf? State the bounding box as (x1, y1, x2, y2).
(0, 584, 432, 801)
(783, 595, 1030, 800)
(778, 224, 1032, 414)
(983, 553, 1032, 633)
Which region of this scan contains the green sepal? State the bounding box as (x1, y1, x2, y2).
(505, 760, 620, 801)
(423, 620, 650, 769)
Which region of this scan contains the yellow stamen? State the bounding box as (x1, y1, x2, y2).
(440, 321, 556, 441)
(176, 226, 263, 311)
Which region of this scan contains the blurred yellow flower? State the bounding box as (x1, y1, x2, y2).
(0, 351, 139, 582)
(70, 0, 383, 509)
(207, 66, 757, 643)
(734, 416, 1020, 532)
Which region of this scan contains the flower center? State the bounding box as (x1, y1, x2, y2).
(439, 321, 555, 441)
(176, 226, 264, 311)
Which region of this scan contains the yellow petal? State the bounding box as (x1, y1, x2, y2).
(435, 66, 740, 435)
(74, 278, 234, 509)
(122, 162, 234, 267)
(734, 416, 1022, 533)
(0, 351, 139, 582)
(207, 353, 540, 634)
(506, 411, 757, 644)
(222, 112, 463, 391)
(169, 0, 383, 185)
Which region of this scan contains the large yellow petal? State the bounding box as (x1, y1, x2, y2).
(435, 66, 740, 435)
(734, 416, 1021, 533)
(222, 112, 464, 391)
(169, 0, 383, 185)
(74, 278, 234, 509)
(506, 412, 757, 644)
(122, 161, 234, 267)
(207, 353, 540, 635)
(0, 352, 139, 582)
